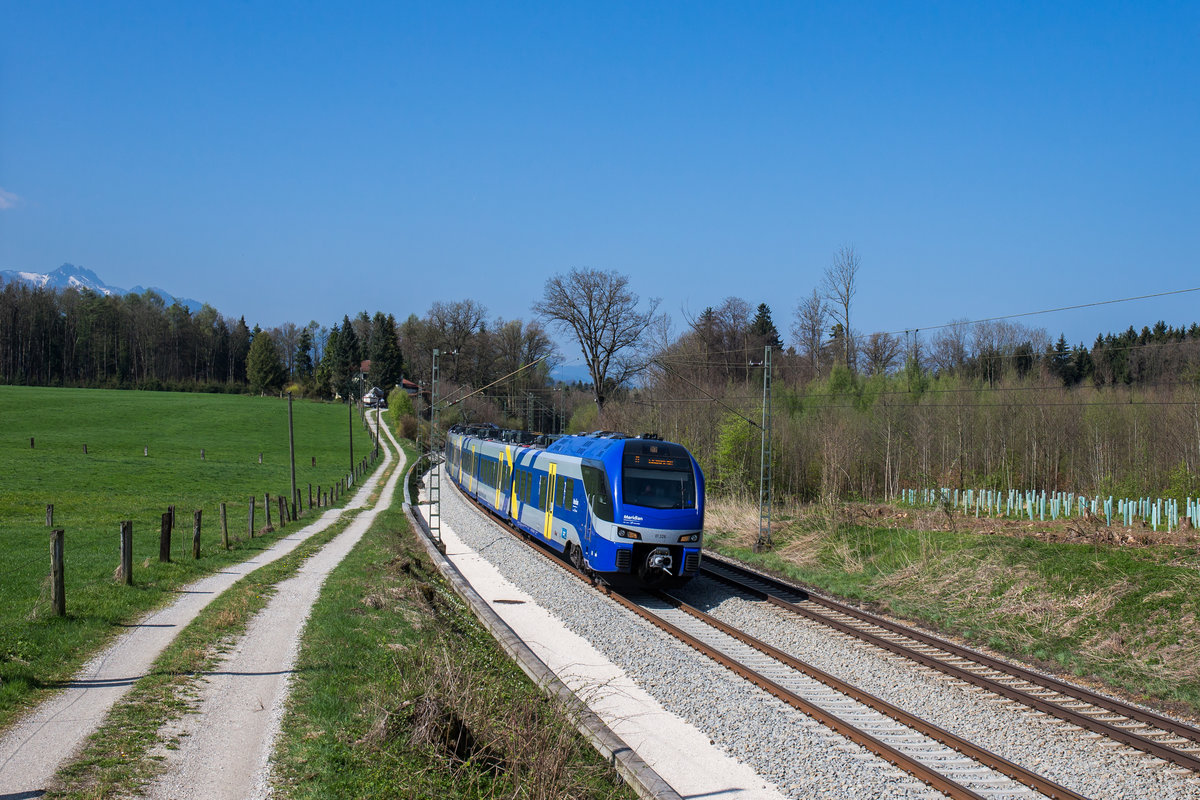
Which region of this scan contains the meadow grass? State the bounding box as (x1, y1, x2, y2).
(706, 497, 1200, 717)
(272, 443, 634, 800)
(0, 385, 379, 730)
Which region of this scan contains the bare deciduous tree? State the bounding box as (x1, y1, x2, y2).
(792, 288, 828, 379)
(538, 268, 660, 413)
(823, 246, 860, 372)
(428, 299, 488, 383)
(929, 320, 971, 375)
(862, 331, 903, 375)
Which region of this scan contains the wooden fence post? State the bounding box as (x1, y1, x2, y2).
(30, 437, 35, 449)
(265, 493, 272, 528)
(192, 510, 202, 559)
(277, 495, 286, 525)
(220, 502, 229, 550)
(308, 483, 313, 509)
(248, 496, 256, 538)
(159, 513, 171, 562)
(120, 521, 133, 585)
(83, 443, 87, 454)
(46, 504, 53, 527)
(50, 529, 65, 616)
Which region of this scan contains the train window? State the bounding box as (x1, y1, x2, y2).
(580, 465, 614, 523)
(564, 479, 574, 510)
(538, 476, 547, 511)
(623, 466, 696, 510)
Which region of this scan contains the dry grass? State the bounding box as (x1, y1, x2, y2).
(709, 494, 1200, 713)
(385, 637, 619, 800)
(705, 496, 760, 548)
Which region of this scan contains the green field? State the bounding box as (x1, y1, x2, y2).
(0, 386, 380, 729)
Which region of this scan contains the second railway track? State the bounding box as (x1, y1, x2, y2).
(440, 474, 1200, 799)
(698, 555, 1200, 774)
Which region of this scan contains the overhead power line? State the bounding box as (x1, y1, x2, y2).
(439, 355, 548, 409)
(887, 286, 1200, 337)
(651, 357, 761, 429)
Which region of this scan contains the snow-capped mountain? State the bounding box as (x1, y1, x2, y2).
(0, 263, 204, 311)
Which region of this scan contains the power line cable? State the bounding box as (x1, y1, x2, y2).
(884, 286, 1200, 336)
(650, 358, 761, 429)
(438, 355, 549, 409)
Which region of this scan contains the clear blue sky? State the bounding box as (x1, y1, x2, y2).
(2, 1, 1197, 358)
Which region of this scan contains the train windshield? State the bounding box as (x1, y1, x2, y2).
(623, 468, 695, 509)
(621, 441, 696, 510)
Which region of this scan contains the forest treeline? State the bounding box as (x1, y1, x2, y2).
(4, 275, 1200, 500)
(0, 282, 558, 412)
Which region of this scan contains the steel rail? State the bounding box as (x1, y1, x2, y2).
(642, 587, 1085, 800)
(701, 556, 1200, 773)
(600, 586, 994, 800)
(449, 484, 1074, 800)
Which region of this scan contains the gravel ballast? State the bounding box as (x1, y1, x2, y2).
(439, 487, 944, 800)
(438, 484, 1200, 800)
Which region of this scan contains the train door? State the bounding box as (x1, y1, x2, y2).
(582, 495, 594, 554)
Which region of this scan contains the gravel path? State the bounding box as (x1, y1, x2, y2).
(0, 422, 400, 799)
(143, 420, 404, 800)
(438, 482, 1200, 799)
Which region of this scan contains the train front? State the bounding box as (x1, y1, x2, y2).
(607, 437, 705, 583)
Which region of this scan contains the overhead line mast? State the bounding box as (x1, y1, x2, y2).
(756, 345, 773, 552)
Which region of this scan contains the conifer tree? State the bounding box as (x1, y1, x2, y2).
(246, 329, 285, 395)
(368, 311, 403, 389)
(749, 303, 783, 350)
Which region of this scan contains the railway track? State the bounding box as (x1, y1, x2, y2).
(461, 507, 1078, 796)
(698, 555, 1200, 775)
(609, 585, 1083, 800)
(447, 480, 1200, 798)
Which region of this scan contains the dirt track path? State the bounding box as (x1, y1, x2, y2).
(144, 420, 404, 799)
(0, 419, 402, 799)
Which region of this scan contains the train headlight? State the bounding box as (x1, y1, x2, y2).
(678, 533, 700, 543)
(617, 527, 641, 540)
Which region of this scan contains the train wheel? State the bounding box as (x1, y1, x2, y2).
(568, 542, 585, 572)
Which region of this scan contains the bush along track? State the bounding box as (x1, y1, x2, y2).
(271, 447, 635, 800)
(705, 496, 1200, 721)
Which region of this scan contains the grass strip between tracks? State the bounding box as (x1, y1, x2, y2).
(270, 444, 635, 800)
(43, 502, 369, 799)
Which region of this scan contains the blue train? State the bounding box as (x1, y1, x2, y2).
(444, 425, 705, 584)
